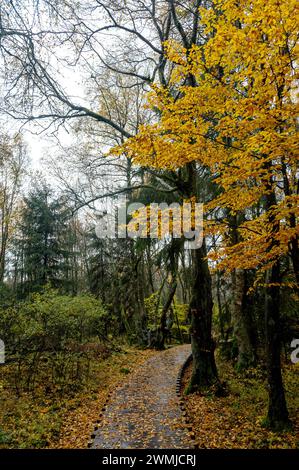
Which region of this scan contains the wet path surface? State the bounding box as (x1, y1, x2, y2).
(92, 344, 191, 449)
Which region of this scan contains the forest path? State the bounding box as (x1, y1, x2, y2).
(92, 344, 191, 449)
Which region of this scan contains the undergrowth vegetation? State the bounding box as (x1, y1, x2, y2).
(0, 288, 114, 396)
(181, 356, 299, 449)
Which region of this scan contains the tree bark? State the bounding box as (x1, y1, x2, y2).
(265, 262, 290, 430)
(182, 161, 218, 392)
(187, 243, 218, 391)
(150, 278, 177, 350)
(231, 268, 256, 370)
(263, 179, 290, 430)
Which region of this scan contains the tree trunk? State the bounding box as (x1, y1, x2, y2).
(0, 224, 9, 283)
(289, 234, 299, 286)
(182, 162, 218, 392)
(150, 278, 177, 350)
(216, 270, 224, 340)
(263, 174, 290, 430)
(231, 268, 256, 370)
(265, 261, 290, 430)
(187, 243, 218, 392)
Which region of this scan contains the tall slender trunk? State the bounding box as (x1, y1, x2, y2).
(185, 163, 218, 392)
(164, 7, 219, 390)
(0, 224, 9, 283)
(265, 261, 290, 429)
(188, 242, 218, 391)
(150, 238, 181, 349)
(216, 270, 224, 340)
(231, 268, 256, 370)
(281, 158, 299, 285)
(227, 212, 256, 369)
(151, 277, 177, 350)
(263, 182, 290, 429)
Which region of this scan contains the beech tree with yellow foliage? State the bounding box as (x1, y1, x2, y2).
(116, 0, 298, 429)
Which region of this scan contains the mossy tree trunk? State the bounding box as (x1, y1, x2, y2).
(264, 262, 290, 430)
(263, 180, 290, 430)
(187, 243, 218, 392)
(231, 268, 256, 370)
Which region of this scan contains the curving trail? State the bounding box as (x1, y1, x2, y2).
(92, 344, 191, 449)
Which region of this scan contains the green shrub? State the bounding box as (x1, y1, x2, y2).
(144, 292, 189, 341)
(0, 287, 110, 394)
(0, 428, 11, 445)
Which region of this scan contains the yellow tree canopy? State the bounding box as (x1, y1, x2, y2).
(111, 0, 299, 280)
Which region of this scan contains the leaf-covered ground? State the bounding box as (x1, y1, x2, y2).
(93, 344, 191, 449)
(181, 357, 299, 449)
(2, 343, 297, 450)
(0, 347, 157, 449)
